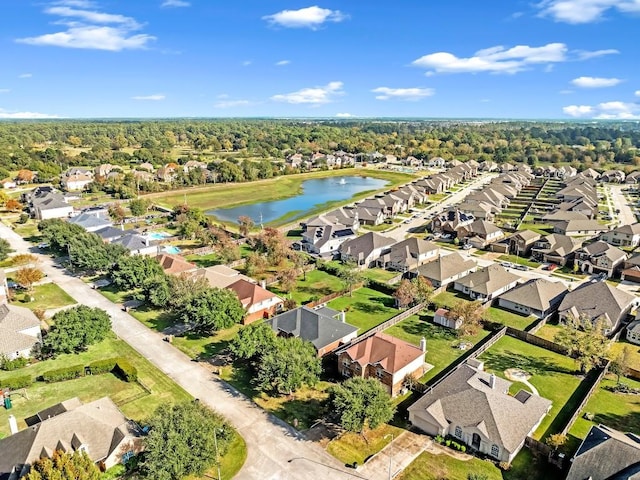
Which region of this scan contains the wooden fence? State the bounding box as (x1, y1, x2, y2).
(560, 362, 610, 436)
(506, 327, 568, 355)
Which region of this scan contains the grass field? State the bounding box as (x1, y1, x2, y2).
(144, 169, 415, 227)
(478, 335, 583, 440)
(14, 282, 77, 311)
(608, 339, 640, 370)
(361, 268, 401, 283)
(271, 268, 344, 305)
(535, 323, 564, 343)
(484, 306, 537, 331)
(327, 287, 398, 334)
(327, 424, 402, 466)
(432, 289, 473, 309)
(385, 313, 490, 383)
(569, 375, 640, 441)
(0, 336, 192, 437)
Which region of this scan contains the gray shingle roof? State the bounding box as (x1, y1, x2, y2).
(68, 212, 112, 230)
(267, 306, 358, 352)
(498, 279, 567, 312)
(455, 264, 520, 296)
(339, 232, 395, 261)
(415, 253, 476, 282)
(0, 304, 40, 356)
(558, 281, 636, 329)
(408, 364, 551, 454)
(567, 425, 640, 480)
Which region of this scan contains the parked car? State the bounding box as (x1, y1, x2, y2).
(462, 243, 472, 250)
(500, 261, 514, 268)
(514, 264, 529, 271)
(545, 264, 558, 271)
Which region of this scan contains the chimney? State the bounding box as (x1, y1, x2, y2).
(260, 279, 266, 289)
(8, 415, 18, 435)
(339, 310, 346, 323)
(489, 373, 496, 389)
(420, 337, 427, 353)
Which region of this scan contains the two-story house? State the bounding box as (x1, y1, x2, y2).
(339, 232, 396, 268)
(376, 238, 439, 272)
(601, 223, 640, 248)
(574, 241, 628, 277)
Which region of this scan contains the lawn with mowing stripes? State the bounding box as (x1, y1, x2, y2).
(328, 287, 398, 334)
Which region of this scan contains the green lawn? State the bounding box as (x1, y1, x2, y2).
(478, 335, 583, 440)
(399, 450, 503, 480)
(535, 323, 564, 343)
(569, 375, 640, 441)
(327, 424, 402, 466)
(485, 306, 537, 331)
(0, 336, 192, 437)
(327, 287, 398, 334)
(385, 313, 490, 383)
(184, 252, 221, 268)
(608, 339, 640, 371)
(15, 282, 77, 311)
(432, 290, 471, 309)
(361, 267, 401, 283)
(498, 254, 541, 268)
(97, 284, 134, 304)
(272, 268, 344, 305)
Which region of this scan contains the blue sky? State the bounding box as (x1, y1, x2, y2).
(1, 0, 639, 119)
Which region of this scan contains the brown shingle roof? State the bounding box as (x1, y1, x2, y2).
(227, 278, 281, 309)
(156, 253, 196, 275)
(343, 333, 423, 374)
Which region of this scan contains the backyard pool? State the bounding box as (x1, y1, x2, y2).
(163, 245, 181, 254)
(145, 231, 171, 241)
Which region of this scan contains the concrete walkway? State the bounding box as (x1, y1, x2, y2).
(359, 431, 430, 480)
(0, 223, 356, 480)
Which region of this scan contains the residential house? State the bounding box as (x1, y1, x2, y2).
(300, 224, 356, 255)
(558, 281, 637, 335)
(433, 307, 461, 330)
(61, 168, 94, 191)
(413, 253, 477, 288)
(556, 198, 598, 219)
(581, 168, 601, 181)
(427, 157, 446, 168)
(68, 210, 113, 233)
(0, 397, 144, 478)
(601, 223, 640, 247)
(190, 265, 254, 289)
(227, 278, 283, 324)
(453, 264, 521, 302)
(138, 162, 155, 172)
(566, 424, 640, 480)
(94, 226, 127, 243)
(132, 170, 155, 183)
(456, 200, 499, 222)
(1, 179, 17, 189)
(457, 220, 504, 249)
(305, 207, 359, 232)
(541, 211, 590, 225)
(94, 164, 114, 178)
(497, 279, 567, 318)
(156, 164, 178, 182)
(574, 241, 628, 277)
(626, 320, 640, 345)
(28, 189, 73, 220)
(338, 333, 426, 396)
(625, 171, 640, 184)
(356, 206, 385, 226)
(408, 362, 552, 464)
(0, 304, 41, 360)
(553, 219, 609, 237)
(500, 230, 541, 256)
(111, 233, 157, 256)
(479, 160, 499, 172)
(339, 232, 396, 268)
(183, 160, 208, 172)
(376, 238, 439, 272)
(600, 170, 626, 183)
(286, 153, 303, 169)
(431, 209, 475, 236)
(268, 306, 358, 356)
(531, 234, 583, 266)
(155, 253, 197, 276)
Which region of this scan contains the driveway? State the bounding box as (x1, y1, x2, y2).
(0, 223, 355, 480)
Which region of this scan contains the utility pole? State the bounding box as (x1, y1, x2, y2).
(213, 428, 222, 480)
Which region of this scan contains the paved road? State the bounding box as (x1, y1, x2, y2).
(0, 223, 358, 480)
(609, 184, 636, 226)
(385, 173, 498, 241)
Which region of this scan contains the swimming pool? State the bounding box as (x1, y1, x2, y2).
(163, 245, 181, 254)
(146, 231, 171, 241)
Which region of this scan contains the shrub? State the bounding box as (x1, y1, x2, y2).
(88, 358, 119, 375)
(0, 355, 29, 371)
(17, 213, 29, 224)
(0, 375, 32, 389)
(114, 359, 138, 382)
(41, 364, 84, 382)
(499, 461, 511, 471)
(434, 435, 444, 444)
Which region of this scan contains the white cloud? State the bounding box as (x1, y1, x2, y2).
(132, 94, 165, 101)
(371, 87, 434, 101)
(563, 101, 640, 119)
(161, 0, 190, 7)
(574, 48, 619, 60)
(263, 6, 347, 29)
(19, 73, 32, 78)
(635, 90, 640, 97)
(271, 81, 344, 104)
(335, 112, 353, 118)
(559, 89, 574, 94)
(0, 108, 61, 119)
(242, 60, 252, 67)
(538, 0, 640, 24)
(214, 100, 251, 108)
(0, 89, 10, 94)
(571, 76, 622, 88)
(412, 43, 568, 75)
(16, 4, 155, 51)
(275, 60, 290, 66)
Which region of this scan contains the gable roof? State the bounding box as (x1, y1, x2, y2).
(467, 219, 503, 236)
(558, 281, 636, 328)
(155, 253, 196, 275)
(555, 219, 609, 234)
(343, 333, 424, 374)
(567, 424, 640, 480)
(579, 241, 627, 263)
(415, 253, 476, 282)
(112, 233, 149, 252)
(190, 265, 253, 289)
(408, 364, 551, 454)
(535, 234, 583, 257)
(611, 223, 640, 236)
(498, 279, 567, 312)
(339, 232, 395, 261)
(68, 212, 112, 230)
(267, 306, 358, 352)
(226, 278, 281, 309)
(94, 226, 126, 241)
(0, 304, 40, 357)
(511, 230, 541, 243)
(455, 264, 520, 295)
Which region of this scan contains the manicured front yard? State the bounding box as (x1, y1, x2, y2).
(0, 336, 192, 437)
(497, 254, 541, 268)
(327, 424, 402, 466)
(478, 335, 583, 440)
(327, 287, 398, 333)
(15, 282, 77, 311)
(484, 306, 537, 331)
(385, 313, 490, 383)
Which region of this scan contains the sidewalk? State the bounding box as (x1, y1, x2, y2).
(359, 431, 431, 480)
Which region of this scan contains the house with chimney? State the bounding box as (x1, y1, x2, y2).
(226, 278, 283, 324)
(408, 362, 551, 464)
(338, 333, 426, 396)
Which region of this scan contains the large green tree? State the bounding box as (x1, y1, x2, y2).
(25, 450, 100, 480)
(338, 262, 365, 296)
(44, 306, 111, 355)
(129, 198, 150, 217)
(256, 336, 321, 395)
(111, 255, 164, 290)
(38, 219, 85, 253)
(329, 377, 395, 434)
(142, 402, 232, 480)
(0, 238, 12, 261)
(554, 315, 609, 373)
(229, 321, 277, 360)
(181, 287, 245, 333)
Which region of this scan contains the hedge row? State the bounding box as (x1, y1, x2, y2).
(41, 365, 85, 383)
(0, 375, 32, 390)
(37, 357, 138, 384)
(113, 359, 138, 382)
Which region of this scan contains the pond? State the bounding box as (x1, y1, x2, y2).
(207, 175, 389, 225)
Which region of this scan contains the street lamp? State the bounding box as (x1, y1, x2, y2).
(384, 433, 395, 480)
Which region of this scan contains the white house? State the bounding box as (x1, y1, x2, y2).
(626, 320, 640, 346)
(433, 307, 461, 330)
(453, 264, 521, 302)
(0, 304, 42, 360)
(601, 223, 640, 248)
